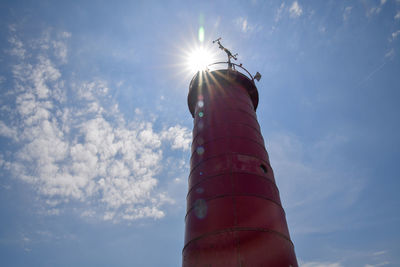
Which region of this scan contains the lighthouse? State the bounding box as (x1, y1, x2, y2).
(182, 39, 298, 267)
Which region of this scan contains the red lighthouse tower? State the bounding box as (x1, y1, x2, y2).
(182, 39, 298, 267)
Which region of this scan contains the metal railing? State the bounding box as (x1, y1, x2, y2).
(207, 61, 255, 83)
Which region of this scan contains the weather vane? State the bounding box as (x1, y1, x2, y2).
(212, 37, 262, 82)
(213, 37, 238, 69)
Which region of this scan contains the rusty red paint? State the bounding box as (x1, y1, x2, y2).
(183, 69, 298, 267)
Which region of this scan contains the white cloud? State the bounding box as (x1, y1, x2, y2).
(372, 251, 387, 256)
(275, 2, 285, 22)
(301, 262, 343, 267)
(235, 17, 260, 33)
(289, 1, 303, 18)
(0, 121, 17, 139)
(52, 40, 68, 63)
(391, 30, 400, 40)
(366, 0, 387, 17)
(318, 25, 326, 33)
(365, 262, 390, 267)
(51, 31, 71, 64)
(2, 28, 191, 222)
(242, 18, 249, 32)
(60, 31, 71, 39)
(385, 48, 395, 59)
(9, 24, 17, 32)
(161, 125, 191, 151)
(343, 6, 353, 22)
(8, 36, 26, 58)
(367, 7, 381, 17)
(395, 11, 400, 20)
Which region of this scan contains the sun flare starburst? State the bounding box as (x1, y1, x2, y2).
(186, 46, 216, 73)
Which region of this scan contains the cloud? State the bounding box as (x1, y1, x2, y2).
(0, 121, 17, 139)
(52, 41, 68, 63)
(395, 11, 400, 20)
(8, 36, 26, 58)
(366, 0, 387, 17)
(300, 262, 343, 267)
(364, 262, 390, 267)
(275, 2, 285, 22)
(343, 6, 353, 22)
(1, 27, 191, 222)
(160, 125, 191, 151)
(391, 30, 400, 40)
(289, 1, 303, 18)
(235, 17, 260, 33)
(318, 25, 326, 33)
(372, 251, 387, 256)
(273, 1, 302, 23)
(367, 7, 380, 17)
(52, 31, 71, 64)
(385, 48, 395, 59)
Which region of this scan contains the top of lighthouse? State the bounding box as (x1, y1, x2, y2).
(187, 38, 261, 118)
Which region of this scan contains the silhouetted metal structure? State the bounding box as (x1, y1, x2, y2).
(182, 40, 298, 267)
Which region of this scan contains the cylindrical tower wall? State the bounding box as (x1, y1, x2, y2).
(183, 69, 298, 267)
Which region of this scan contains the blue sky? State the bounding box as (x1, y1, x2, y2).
(0, 0, 399, 266)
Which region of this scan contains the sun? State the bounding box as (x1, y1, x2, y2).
(186, 46, 215, 73)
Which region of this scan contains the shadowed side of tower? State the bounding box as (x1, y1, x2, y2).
(182, 69, 298, 267)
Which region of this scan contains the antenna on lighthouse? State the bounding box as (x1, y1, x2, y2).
(212, 37, 238, 69)
(211, 38, 262, 82)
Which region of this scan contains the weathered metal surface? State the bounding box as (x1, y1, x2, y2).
(183, 69, 298, 267)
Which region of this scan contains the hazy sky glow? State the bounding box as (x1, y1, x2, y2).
(1, 1, 400, 266)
